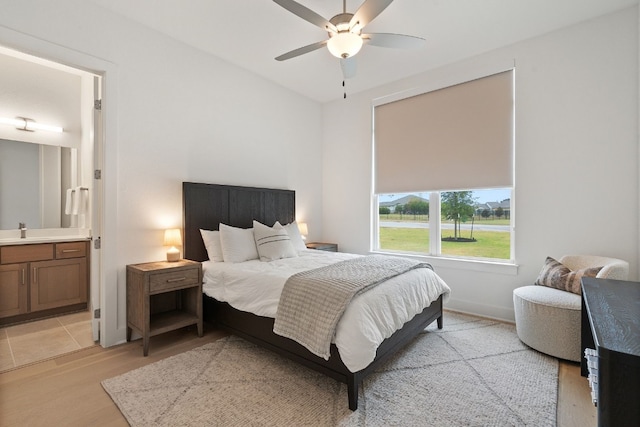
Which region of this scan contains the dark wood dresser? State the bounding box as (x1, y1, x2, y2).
(581, 277, 640, 427)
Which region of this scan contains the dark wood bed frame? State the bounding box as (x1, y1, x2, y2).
(182, 182, 444, 410)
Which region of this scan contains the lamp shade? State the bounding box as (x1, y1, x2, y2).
(297, 222, 308, 240)
(327, 32, 363, 59)
(163, 228, 182, 246)
(164, 229, 182, 262)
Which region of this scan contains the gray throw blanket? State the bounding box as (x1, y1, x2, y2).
(273, 255, 433, 360)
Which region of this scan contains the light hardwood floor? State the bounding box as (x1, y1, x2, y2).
(0, 324, 596, 426)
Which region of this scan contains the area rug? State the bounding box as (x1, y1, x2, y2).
(102, 312, 558, 426)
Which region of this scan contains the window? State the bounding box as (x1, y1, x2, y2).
(373, 69, 514, 262)
(376, 189, 512, 261)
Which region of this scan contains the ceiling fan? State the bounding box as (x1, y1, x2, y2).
(273, 0, 425, 79)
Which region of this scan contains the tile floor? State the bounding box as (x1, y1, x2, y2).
(0, 310, 95, 372)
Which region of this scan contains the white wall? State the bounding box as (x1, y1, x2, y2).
(0, 0, 324, 345)
(322, 7, 639, 321)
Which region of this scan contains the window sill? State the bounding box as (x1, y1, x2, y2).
(370, 250, 519, 275)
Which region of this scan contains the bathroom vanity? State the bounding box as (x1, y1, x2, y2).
(0, 238, 89, 325)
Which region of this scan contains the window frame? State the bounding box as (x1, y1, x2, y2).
(370, 61, 517, 273)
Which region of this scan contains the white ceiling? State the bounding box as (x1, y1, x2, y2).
(88, 0, 637, 103)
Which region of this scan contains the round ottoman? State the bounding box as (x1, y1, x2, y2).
(513, 285, 581, 362)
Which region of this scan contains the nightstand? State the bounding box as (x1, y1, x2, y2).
(306, 242, 338, 252)
(126, 259, 203, 356)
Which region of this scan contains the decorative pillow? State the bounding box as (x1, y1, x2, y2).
(199, 229, 224, 262)
(219, 223, 259, 263)
(534, 257, 603, 294)
(283, 221, 307, 251)
(252, 220, 298, 261)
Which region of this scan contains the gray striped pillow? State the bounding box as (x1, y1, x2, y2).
(534, 257, 602, 294)
(253, 220, 298, 262)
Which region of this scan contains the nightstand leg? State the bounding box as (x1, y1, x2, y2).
(143, 335, 149, 357)
(197, 320, 203, 337)
(126, 326, 132, 342)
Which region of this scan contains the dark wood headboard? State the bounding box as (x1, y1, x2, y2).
(182, 182, 295, 262)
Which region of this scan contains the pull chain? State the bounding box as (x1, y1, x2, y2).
(343, 80, 347, 99)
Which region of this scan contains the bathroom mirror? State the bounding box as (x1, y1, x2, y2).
(0, 138, 78, 230)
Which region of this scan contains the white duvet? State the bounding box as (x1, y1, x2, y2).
(203, 249, 451, 372)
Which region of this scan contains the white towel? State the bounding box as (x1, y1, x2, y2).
(65, 188, 73, 215)
(71, 187, 81, 215)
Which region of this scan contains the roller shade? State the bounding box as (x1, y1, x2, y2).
(374, 70, 514, 194)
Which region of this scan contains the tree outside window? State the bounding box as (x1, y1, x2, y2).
(441, 191, 476, 240)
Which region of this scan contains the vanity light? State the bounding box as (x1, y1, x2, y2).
(297, 222, 309, 241)
(0, 117, 63, 133)
(163, 228, 182, 262)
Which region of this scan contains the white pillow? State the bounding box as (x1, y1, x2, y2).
(219, 223, 259, 263)
(253, 220, 298, 261)
(199, 229, 224, 262)
(283, 221, 307, 251)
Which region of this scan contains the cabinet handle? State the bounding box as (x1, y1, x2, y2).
(22, 268, 25, 286)
(61, 249, 81, 253)
(33, 267, 37, 283)
(166, 277, 186, 283)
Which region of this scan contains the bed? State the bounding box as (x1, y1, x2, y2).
(182, 182, 448, 410)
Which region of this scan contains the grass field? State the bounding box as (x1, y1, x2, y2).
(379, 226, 511, 259)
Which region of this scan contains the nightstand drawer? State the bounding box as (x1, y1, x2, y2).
(149, 268, 200, 294)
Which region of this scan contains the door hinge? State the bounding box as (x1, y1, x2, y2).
(94, 169, 102, 180)
(94, 308, 101, 319)
(94, 237, 101, 249)
(94, 99, 102, 110)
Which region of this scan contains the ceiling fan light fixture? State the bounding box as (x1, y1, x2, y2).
(327, 32, 363, 59)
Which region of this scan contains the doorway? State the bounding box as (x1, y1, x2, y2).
(0, 46, 102, 366)
(0, 22, 120, 350)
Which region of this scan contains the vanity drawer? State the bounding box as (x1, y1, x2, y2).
(1, 244, 54, 265)
(56, 241, 87, 259)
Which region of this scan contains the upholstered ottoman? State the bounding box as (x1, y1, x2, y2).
(513, 285, 581, 362)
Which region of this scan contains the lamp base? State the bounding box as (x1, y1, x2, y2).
(166, 249, 180, 262)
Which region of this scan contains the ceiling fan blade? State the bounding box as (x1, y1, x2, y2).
(273, 0, 337, 33)
(350, 0, 394, 29)
(275, 40, 328, 61)
(340, 57, 357, 79)
(363, 33, 425, 49)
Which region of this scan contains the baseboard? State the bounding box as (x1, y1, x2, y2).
(445, 297, 515, 323)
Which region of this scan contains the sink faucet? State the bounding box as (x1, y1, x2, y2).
(19, 222, 26, 238)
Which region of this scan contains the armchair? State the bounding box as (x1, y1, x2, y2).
(513, 255, 628, 361)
